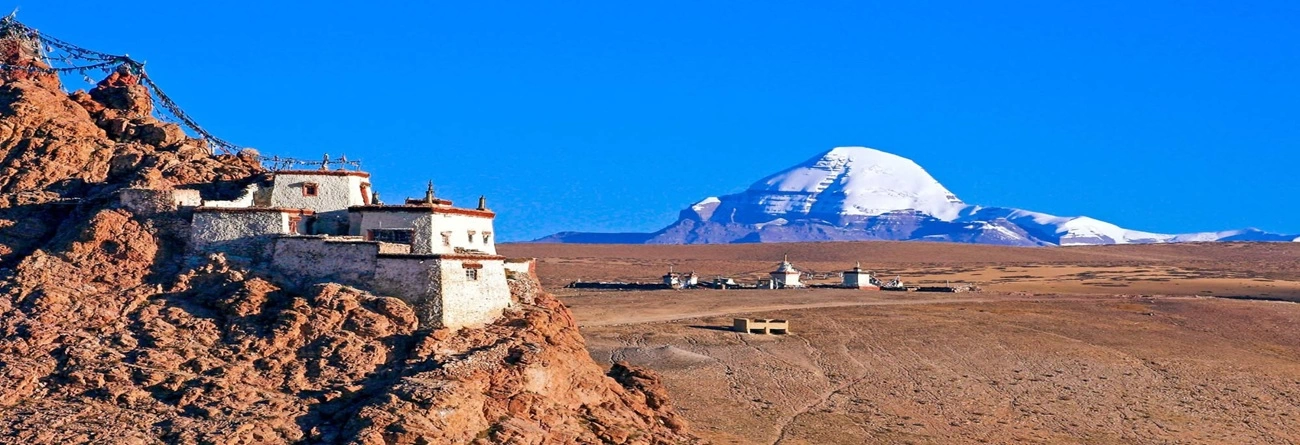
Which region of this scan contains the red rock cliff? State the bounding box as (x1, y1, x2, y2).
(0, 47, 698, 444)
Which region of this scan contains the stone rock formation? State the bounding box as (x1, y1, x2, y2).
(0, 46, 697, 444)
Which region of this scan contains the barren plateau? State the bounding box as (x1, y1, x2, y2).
(500, 242, 1300, 444)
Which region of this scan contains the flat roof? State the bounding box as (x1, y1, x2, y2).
(272, 170, 371, 178)
(349, 205, 495, 218)
(194, 207, 316, 215)
(377, 253, 506, 261)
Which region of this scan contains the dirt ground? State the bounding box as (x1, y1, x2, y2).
(499, 242, 1300, 444)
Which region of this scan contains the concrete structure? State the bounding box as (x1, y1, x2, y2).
(733, 318, 790, 335)
(682, 271, 699, 288)
(661, 267, 699, 289)
(191, 208, 314, 261)
(768, 255, 804, 289)
(842, 262, 879, 289)
(187, 164, 510, 329)
(662, 269, 679, 287)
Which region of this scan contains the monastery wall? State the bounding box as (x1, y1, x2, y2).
(119, 188, 201, 215)
(270, 236, 379, 291)
(436, 257, 511, 329)
(191, 210, 294, 261)
(411, 212, 497, 255)
(350, 211, 423, 238)
(503, 258, 535, 279)
(373, 256, 442, 326)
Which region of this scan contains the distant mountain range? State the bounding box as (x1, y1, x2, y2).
(536, 147, 1299, 246)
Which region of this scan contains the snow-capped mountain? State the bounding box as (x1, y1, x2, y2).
(536, 146, 1299, 246)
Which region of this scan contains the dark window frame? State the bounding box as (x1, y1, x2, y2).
(368, 228, 414, 244)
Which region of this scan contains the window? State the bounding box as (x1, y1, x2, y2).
(465, 269, 478, 280)
(440, 231, 452, 246)
(288, 216, 302, 235)
(369, 229, 413, 244)
(303, 182, 319, 197)
(467, 230, 476, 243)
(482, 232, 492, 244)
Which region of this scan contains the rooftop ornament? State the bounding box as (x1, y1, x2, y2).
(256, 154, 364, 172)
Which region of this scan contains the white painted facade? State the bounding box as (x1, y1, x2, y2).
(352, 207, 497, 255)
(842, 263, 877, 289)
(432, 258, 511, 329)
(769, 258, 804, 289)
(188, 166, 510, 330)
(268, 171, 371, 234)
(412, 211, 497, 255)
(268, 172, 370, 212)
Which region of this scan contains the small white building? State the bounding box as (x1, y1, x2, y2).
(842, 262, 878, 289)
(682, 271, 699, 288)
(662, 267, 680, 287)
(188, 164, 511, 330)
(769, 256, 804, 289)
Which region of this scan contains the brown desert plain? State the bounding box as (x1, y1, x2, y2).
(498, 241, 1300, 444)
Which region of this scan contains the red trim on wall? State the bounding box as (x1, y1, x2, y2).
(431, 207, 495, 218)
(348, 205, 495, 218)
(376, 253, 506, 261)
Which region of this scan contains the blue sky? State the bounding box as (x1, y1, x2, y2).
(20, 1, 1300, 240)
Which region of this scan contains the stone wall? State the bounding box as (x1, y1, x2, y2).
(270, 236, 379, 291)
(436, 257, 511, 329)
(191, 210, 290, 261)
(350, 210, 423, 239)
(119, 188, 201, 215)
(504, 258, 536, 279)
(373, 256, 442, 326)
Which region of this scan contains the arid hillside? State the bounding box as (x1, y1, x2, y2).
(0, 27, 697, 445)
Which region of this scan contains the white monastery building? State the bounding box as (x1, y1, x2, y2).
(768, 256, 804, 289)
(842, 262, 878, 289)
(186, 163, 515, 330)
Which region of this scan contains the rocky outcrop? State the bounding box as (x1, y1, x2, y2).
(0, 43, 697, 444)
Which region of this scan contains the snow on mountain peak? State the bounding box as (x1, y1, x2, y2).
(541, 145, 1300, 246)
(747, 146, 966, 220)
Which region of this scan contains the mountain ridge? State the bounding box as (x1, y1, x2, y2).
(538, 146, 1298, 246)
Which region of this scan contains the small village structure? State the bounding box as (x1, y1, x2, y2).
(177, 158, 520, 329)
(565, 256, 974, 293)
(768, 256, 804, 289)
(733, 318, 790, 335)
(841, 262, 880, 289)
(661, 267, 700, 289)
